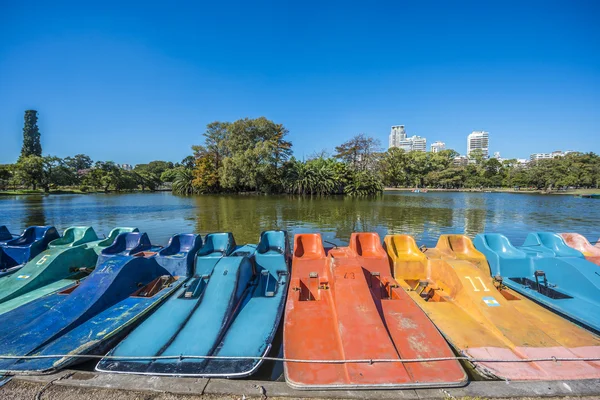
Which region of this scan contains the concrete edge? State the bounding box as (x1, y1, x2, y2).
(11, 370, 600, 399)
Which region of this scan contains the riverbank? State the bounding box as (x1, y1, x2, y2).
(3, 187, 599, 197)
(384, 187, 600, 196)
(0, 188, 171, 196)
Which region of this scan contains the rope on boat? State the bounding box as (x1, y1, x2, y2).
(1, 354, 600, 364)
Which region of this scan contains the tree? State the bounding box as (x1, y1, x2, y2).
(172, 168, 195, 195)
(64, 154, 93, 172)
(40, 156, 76, 192)
(334, 134, 380, 171)
(0, 165, 14, 190)
(15, 155, 43, 189)
(192, 155, 220, 193)
(20, 110, 42, 159)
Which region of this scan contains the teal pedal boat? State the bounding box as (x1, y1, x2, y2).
(0, 226, 60, 277)
(96, 230, 290, 378)
(474, 232, 600, 333)
(0, 232, 202, 374)
(0, 226, 137, 316)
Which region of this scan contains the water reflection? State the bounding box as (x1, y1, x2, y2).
(0, 192, 598, 247)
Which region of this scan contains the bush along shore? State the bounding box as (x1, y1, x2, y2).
(1, 112, 599, 196)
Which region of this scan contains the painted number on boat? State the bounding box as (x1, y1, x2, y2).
(465, 276, 490, 292)
(482, 296, 500, 307)
(36, 255, 50, 265)
(344, 272, 355, 279)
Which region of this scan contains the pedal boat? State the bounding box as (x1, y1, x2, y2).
(97, 230, 289, 378)
(559, 233, 600, 266)
(283, 232, 466, 390)
(385, 234, 600, 381)
(0, 232, 201, 374)
(474, 232, 600, 334)
(0, 226, 60, 277)
(0, 226, 137, 316)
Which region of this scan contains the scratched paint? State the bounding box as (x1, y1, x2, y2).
(284, 232, 466, 389)
(385, 234, 600, 381)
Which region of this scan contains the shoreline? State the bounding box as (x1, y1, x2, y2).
(383, 187, 600, 196)
(1, 188, 598, 197)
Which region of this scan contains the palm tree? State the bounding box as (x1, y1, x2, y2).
(172, 168, 195, 195)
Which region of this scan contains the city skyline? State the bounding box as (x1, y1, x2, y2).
(1, 2, 599, 165)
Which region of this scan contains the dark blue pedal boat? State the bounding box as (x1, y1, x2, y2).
(0, 226, 60, 277)
(474, 232, 600, 333)
(0, 231, 202, 374)
(97, 230, 289, 378)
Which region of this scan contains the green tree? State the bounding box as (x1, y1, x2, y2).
(64, 154, 93, 172)
(334, 134, 380, 171)
(15, 155, 43, 189)
(172, 168, 195, 195)
(20, 110, 42, 159)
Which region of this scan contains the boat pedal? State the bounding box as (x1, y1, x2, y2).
(265, 291, 275, 297)
(309, 272, 318, 278)
(371, 271, 380, 276)
(413, 280, 429, 294)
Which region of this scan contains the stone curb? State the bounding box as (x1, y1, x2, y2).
(12, 371, 600, 399)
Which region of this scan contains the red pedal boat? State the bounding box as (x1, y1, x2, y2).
(283, 232, 467, 390)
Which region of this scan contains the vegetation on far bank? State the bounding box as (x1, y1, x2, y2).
(1, 111, 599, 196)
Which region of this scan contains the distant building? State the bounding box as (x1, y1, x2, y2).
(453, 155, 469, 166)
(529, 150, 574, 161)
(467, 131, 489, 158)
(119, 163, 134, 171)
(409, 135, 427, 152)
(389, 125, 406, 149)
(388, 125, 426, 152)
(430, 141, 446, 153)
(493, 151, 501, 159)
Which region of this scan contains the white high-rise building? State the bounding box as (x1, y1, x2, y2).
(467, 131, 489, 158)
(430, 141, 446, 153)
(389, 125, 406, 149)
(410, 135, 427, 152)
(389, 125, 426, 152)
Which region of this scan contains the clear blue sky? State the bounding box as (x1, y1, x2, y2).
(1, 0, 599, 165)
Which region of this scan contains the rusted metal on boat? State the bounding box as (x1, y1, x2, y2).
(284, 232, 466, 390)
(385, 234, 600, 381)
(559, 233, 600, 266)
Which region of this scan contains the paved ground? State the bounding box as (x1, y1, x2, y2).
(0, 380, 291, 400)
(3, 380, 600, 400)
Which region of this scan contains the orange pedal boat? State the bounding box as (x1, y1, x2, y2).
(559, 233, 600, 266)
(283, 232, 467, 390)
(385, 234, 600, 381)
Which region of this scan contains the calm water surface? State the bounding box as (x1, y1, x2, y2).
(0, 191, 598, 246)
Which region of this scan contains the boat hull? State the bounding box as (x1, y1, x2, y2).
(284, 233, 466, 390)
(385, 234, 600, 381)
(474, 232, 600, 333)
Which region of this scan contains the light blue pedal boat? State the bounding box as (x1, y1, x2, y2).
(474, 232, 600, 333)
(96, 230, 290, 378)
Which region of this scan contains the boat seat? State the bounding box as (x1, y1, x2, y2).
(0, 226, 13, 242)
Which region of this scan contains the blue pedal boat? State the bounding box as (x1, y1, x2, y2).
(0, 231, 202, 374)
(96, 230, 290, 378)
(0, 227, 137, 316)
(474, 232, 600, 333)
(0, 226, 60, 277)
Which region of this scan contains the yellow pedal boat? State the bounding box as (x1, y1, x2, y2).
(384, 234, 600, 381)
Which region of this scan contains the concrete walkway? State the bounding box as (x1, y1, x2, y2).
(3, 370, 600, 399)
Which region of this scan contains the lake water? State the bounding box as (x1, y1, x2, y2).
(1, 191, 598, 246)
